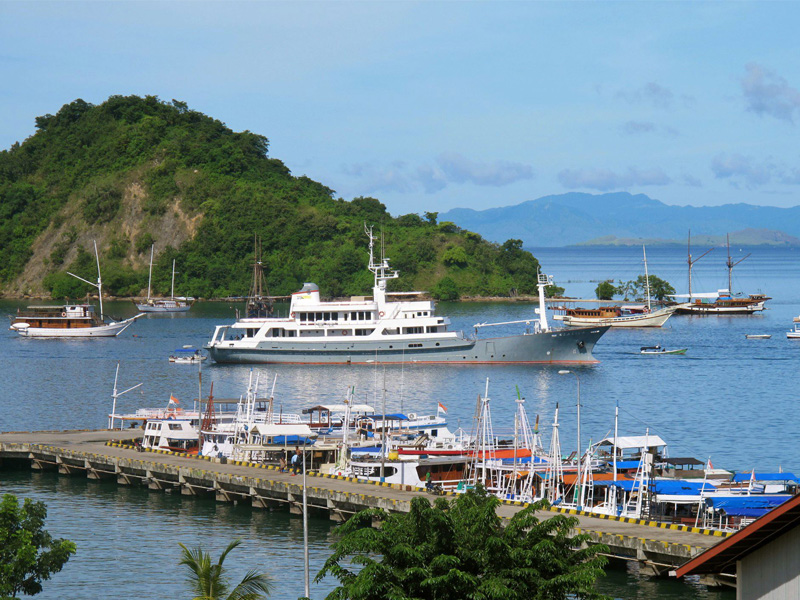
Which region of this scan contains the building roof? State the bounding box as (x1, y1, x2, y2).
(675, 493, 800, 577)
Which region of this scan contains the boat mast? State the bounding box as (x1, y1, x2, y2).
(642, 245, 651, 312)
(171, 259, 176, 300)
(147, 244, 154, 301)
(365, 224, 398, 308)
(68, 240, 105, 320)
(726, 233, 750, 294)
(536, 272, 552, 333)
(687, 230, 713, 299)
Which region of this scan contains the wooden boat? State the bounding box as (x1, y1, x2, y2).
(640, 345, 687, 355)
(745, 334, 771, 339)
(9, 241, 141, 337)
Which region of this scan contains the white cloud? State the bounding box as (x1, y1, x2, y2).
(741, 63, 800, 123)
(558, 167, 672, 191)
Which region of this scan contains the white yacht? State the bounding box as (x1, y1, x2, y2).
(205, 227, 607, 364)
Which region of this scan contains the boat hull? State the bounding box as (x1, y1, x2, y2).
(559, 307, 675, 328)
(136, 304, 191, 313)
(206, 326, 609, 365)
(675, 302, 766, 315)
(10, 315, 141, 338)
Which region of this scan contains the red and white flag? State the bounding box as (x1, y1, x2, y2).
(437, 402, 447, 415)
(169, 395, 180, 405)
(706, 458, 713, 470)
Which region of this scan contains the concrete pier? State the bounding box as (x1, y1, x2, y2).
(0, 429, 730, 577)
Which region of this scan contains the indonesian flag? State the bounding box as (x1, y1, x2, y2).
(169, 395, 180, 405)
(437, 402, 448, 415)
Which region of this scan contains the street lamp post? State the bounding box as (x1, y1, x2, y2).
(558, 369, 582, 509)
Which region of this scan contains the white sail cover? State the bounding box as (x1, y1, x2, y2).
(251, 423, 315, 437)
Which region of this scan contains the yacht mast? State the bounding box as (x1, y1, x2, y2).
(147, 244, 154, 301)
(643, 245, 651, 312)
(687, 230, 713, 299)
(726, 233, 750, 294)
(171, 259, 176, 300)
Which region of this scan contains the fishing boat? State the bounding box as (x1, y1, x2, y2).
(168, 348, 207, 364)
(640, 345, 687, 355)
(552, 246, 677, 328)
(9, 241, 142, 337)
(745, 334, 771, 339)
(205, 226, 608, 365)
(787, 325, 800, 339)
(135, 245, 192, 313)
(669, 233, 770, 314)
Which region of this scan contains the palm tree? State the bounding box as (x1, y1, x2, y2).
(179, 539, 273, 600)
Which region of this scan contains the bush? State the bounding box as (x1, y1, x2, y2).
(431, 277, 459, 301)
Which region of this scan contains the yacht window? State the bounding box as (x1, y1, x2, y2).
(287, 330, 296, 337)
(246, 328, 256, 337)
(408, 343, 423, 348)
(169, 423, 182, 431)
(426, 326, 438, 333)
(355, 328, 375, 336)
(404, 326, 423, 335)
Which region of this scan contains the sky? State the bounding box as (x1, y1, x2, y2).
(2, 1, 800, 215)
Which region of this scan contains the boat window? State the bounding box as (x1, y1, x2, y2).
(408, 343, 423, 348)
(246, 329, 256, 337)
(355, 328, 374, 336)
(404, 326, 423, 335)
(426, 326, 439, 333)
(169, 423, 182, 430)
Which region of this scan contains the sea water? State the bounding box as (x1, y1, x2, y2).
(3, 244, 794, 599)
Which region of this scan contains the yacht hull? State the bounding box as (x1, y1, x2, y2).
(136, 304, 192, 313)
(206, 326, 608, 365)
(558, 307, 675, 328)
(10, 315, 141, 338)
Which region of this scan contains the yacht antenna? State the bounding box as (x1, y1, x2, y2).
(687, 230, 713, 299)
(726, 233, 750, 294)
(642, 245, 651, 312)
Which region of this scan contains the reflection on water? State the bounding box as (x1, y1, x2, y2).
(1, 245, 794, 599)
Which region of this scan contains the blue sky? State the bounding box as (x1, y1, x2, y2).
(2, 1, 800, 214)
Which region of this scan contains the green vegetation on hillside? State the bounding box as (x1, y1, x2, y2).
(0, 96, 541, 300)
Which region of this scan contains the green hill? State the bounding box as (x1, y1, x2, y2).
(0, 95, 539, 301)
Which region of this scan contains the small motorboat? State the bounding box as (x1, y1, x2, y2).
(169, 348, 207, 364)
(745, 334, 771, 339)
(640, 345, 687, 355)
(787, 325, 800, 339)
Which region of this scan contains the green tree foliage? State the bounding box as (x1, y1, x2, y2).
(1, 95, 542, 299)
(431, 277, 459, 301)
(545, 284, 565, 297)
(316, 487, 609, 600)
(595, 281, 616, 300)
(178, 539, 273, 600)
(0, 494, 76, 599)
(614, 274, 675, 302)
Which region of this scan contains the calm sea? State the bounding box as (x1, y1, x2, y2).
(3, 244, 794, 599)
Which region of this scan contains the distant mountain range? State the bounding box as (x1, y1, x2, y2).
(440, 192, 800, 247)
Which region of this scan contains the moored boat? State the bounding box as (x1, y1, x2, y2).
(205, 226, 608, 365)
(135, 246, 192, 313)
(9, 241, 141, 337)
(787, 325, 800, 339)
(745, 334, 771, 339)
(169, 348, 207, 364)
(640, 345, 687, 355)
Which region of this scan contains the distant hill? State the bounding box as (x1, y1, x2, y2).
(578, 228, 800, 247)
(440, 192, 800, 247)
(0, 96, 540, 300)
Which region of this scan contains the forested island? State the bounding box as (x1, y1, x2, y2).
(0, 96, 541, 301)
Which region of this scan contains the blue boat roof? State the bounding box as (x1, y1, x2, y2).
(595, 480, 715, 495)
(272, 435, 315, 445)
(173, 348, 199, 352)
(363, 413, 409, 420)
(705, 495, 792, 516)
(730, 472, 799, 483)
(499, 456, 549, 465)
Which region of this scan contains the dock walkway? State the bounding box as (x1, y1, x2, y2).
(0, 429, 728, 577)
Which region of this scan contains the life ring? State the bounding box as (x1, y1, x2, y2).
(379, 311, 385, 317)
(61, 312, 66, 317)
(342, 330, 348, 335)
(290, 312, 296, 318)
(167, 414, 175, 420)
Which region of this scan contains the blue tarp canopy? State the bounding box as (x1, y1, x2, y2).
(350, 446, 383, 455)
(730, 472, 799, 483)
(363, 413, 409, 421)
(705, 495, 792, 516)
(173, 348, 199, 352)
(594, 480, 715, 495)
